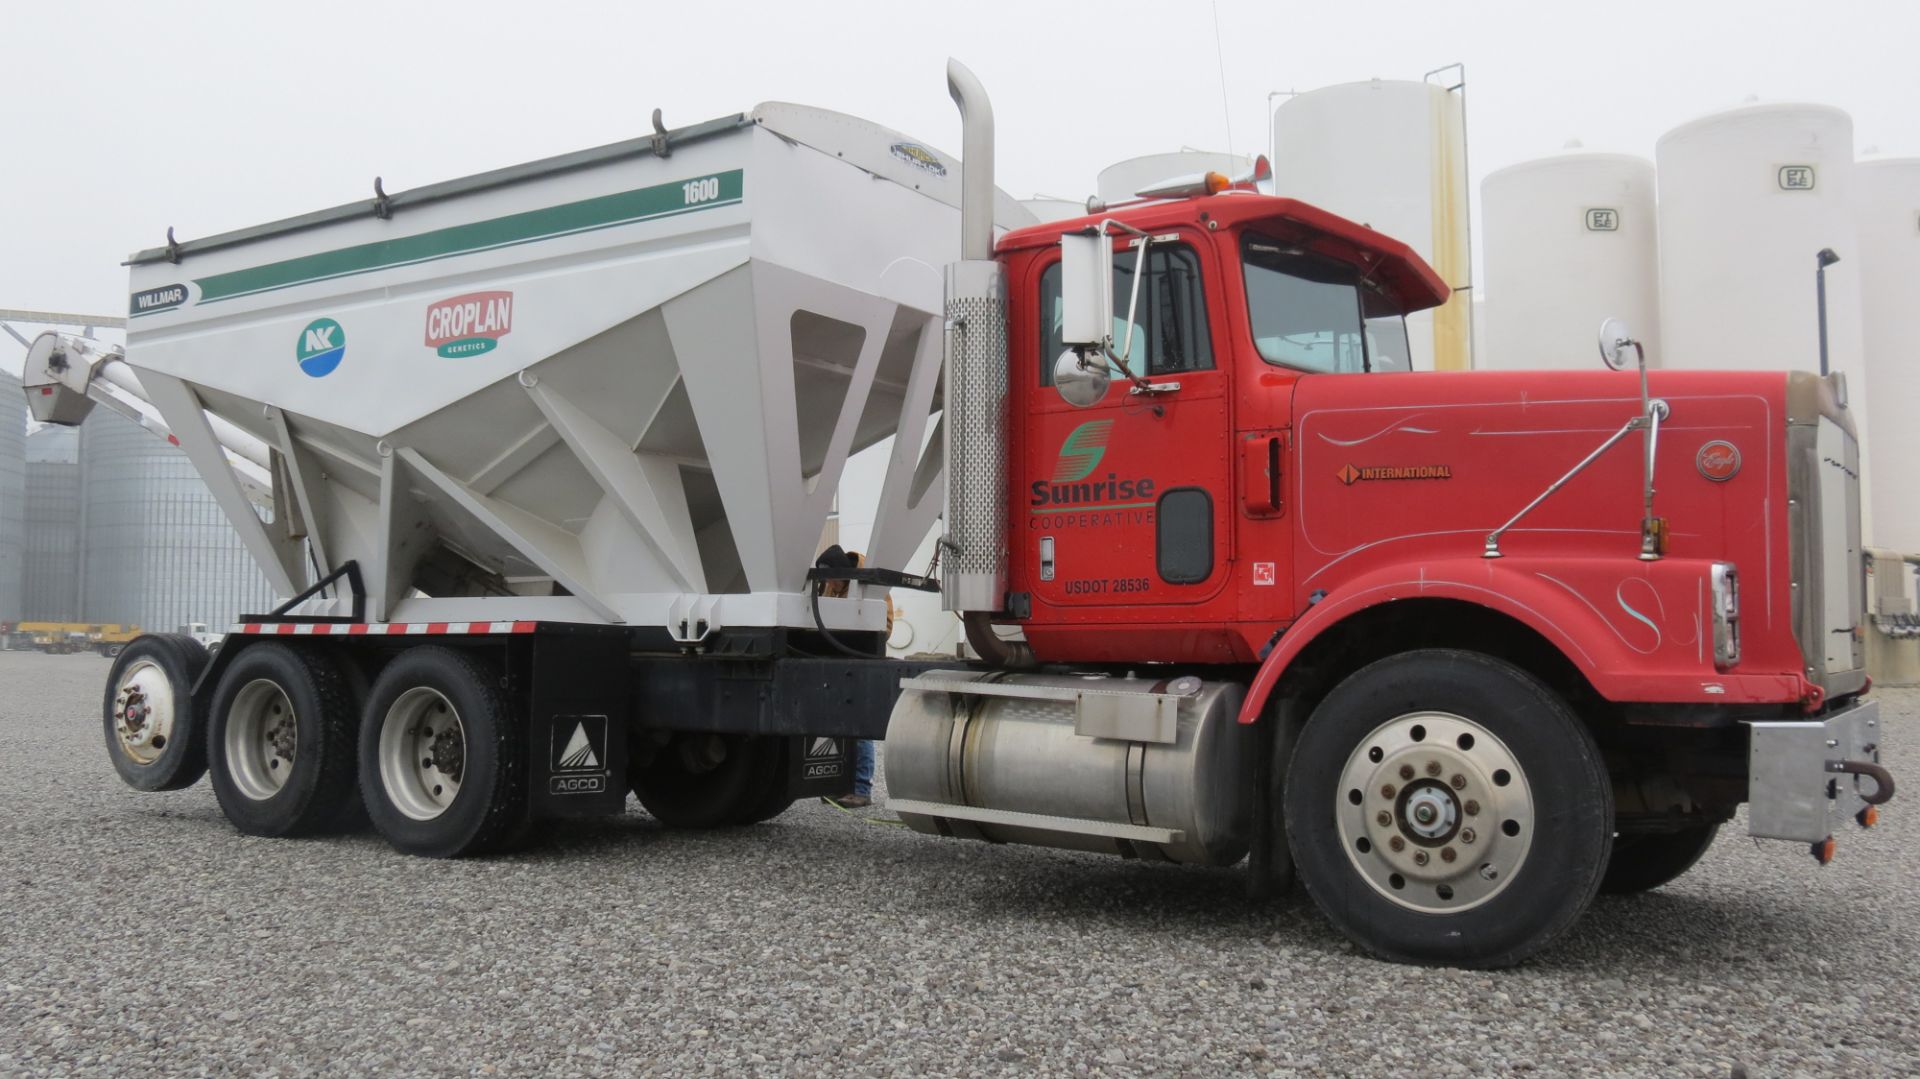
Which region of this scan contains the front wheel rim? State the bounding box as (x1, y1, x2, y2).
(112, 659, 177, 766)
(1335, 711, 1534, 913)
(378, 687, 466, 821)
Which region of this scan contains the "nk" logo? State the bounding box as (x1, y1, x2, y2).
(295, 317, 347, 378)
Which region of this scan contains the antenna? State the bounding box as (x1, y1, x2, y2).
(1211, 2, 1235, 158)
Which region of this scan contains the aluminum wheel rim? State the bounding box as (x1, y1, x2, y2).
(225, 678, 298, 801)
(112, 659, 176, 766)
(1336, 711, 1534, 913)
(379, 687, 466, 821)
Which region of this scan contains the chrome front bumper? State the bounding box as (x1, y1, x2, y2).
(1748, 699, 1893, 843)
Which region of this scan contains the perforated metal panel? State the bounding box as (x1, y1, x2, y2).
(942, 261, 1008, 613)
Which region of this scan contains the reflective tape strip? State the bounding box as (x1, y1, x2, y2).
(226, 621, 541, 636)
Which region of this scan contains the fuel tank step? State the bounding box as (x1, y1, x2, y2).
(888, 798, 1186, 845)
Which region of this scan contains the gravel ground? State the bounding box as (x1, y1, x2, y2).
(0, 650, 1914, 1078)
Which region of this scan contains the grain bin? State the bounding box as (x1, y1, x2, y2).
(0, 369, 25, 625)
(22, 424, 82, 621)
(79, 408, 277, 630)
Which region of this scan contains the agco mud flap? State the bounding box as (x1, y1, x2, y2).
(1747, 700, 1894, 844)
(791, 736, 859, 800)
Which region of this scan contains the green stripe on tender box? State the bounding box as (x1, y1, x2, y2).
(193, 169, 744, 304)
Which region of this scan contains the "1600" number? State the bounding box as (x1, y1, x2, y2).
(682, 176, 722, 205)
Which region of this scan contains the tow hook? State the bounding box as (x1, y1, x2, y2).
(1807, 760, 1895, 865)
(1825, 758, 1895, 805)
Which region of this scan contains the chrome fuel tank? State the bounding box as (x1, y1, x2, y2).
(885, 671, 1252, 866)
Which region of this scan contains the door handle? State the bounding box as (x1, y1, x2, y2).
(1240, 433, 1284, 518)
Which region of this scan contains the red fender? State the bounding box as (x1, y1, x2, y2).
(1236, 556, 1811, 725)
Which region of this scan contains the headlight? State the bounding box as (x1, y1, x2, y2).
(1711, 562, 1740, 668)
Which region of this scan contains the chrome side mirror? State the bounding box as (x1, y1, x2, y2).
(1053, 348, 1111, 407)
(1059, 230, 1113, 349)
(1597, 317, 1640, 371)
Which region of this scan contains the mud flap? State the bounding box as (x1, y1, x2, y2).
(524, 629, 630, 819)
(1247, 695, 1301, 898)
(789, 735, 860, 800)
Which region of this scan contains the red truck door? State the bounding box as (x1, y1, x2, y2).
(1022, 233, 1233, 619)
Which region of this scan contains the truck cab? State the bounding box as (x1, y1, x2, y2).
(879, 177, 1890, 965)
(998, 190, 1449, 664)
(993, 185, 1865, 718)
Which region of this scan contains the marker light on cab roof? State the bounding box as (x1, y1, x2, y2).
(1133, 156, 1269, 201)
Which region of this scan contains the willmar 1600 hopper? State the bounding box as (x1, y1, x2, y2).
(25, 61, 1893, 969)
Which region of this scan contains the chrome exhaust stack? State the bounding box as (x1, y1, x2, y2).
(940, 58, 1009, 618)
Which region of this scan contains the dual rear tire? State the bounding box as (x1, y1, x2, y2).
(356, 647, 524, 858)
(630, 734, 795, 828)
(195, 642, 521, 856)
(206, 643, 361, 837)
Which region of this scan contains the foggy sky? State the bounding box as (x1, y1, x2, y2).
(3, 0, 1916, 372)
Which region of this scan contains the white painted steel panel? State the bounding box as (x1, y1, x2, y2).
(117, 105, 1030, 630)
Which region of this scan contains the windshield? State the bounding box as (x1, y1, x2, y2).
(1242, 234, 1408, 373)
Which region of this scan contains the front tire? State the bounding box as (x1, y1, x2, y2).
(1284, 650, 1612, 968)
(1601, 824, 1718, 894)
(102, 634, 211, 791)
(359, 647, 525, 858)
(207, 643, 361, 837)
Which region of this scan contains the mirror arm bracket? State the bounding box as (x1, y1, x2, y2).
(1083, 218, 1156, 392)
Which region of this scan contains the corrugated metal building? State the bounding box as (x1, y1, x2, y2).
(78, 408, 277, 631)
(0, 369, 26, 624)
(22, 425, 82, 621)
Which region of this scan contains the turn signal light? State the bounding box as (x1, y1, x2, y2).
(1203, 171, 1230, 194)
(1858, 805, 1879, 828)
(1810, 836, 1836, 865)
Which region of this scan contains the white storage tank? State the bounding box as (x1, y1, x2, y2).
(1656, 102, 1870, 532)
(1472, 295, 1491, 369)
(1097, 151, 1250, 205)
(1271, 79, 1472, 371)
(1481, 150, 1660, 370)
(79, 408, 278, 632)
(1855, 156, 1920, 552)
(1021, 197, 1088, 223)
(0, 369, 26, 626)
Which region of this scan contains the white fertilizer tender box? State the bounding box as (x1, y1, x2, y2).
(118, 105, 1033, 633)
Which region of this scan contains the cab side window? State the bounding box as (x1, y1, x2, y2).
(1040, 244, 1212, 385)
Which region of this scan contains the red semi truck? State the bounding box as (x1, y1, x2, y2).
(52, 62, 1891, 967)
